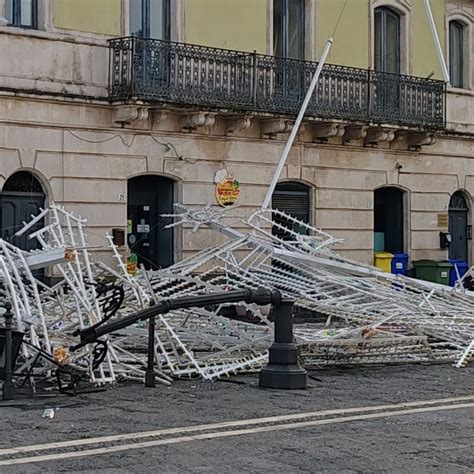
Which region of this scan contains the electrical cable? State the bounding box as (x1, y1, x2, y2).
(332, 0, 348, 38)
(66, 130, 198, 163)
(66, 130, 174, 154)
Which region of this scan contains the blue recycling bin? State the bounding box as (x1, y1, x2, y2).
(391, 252, 409, 275)
(448, 259, 469, 286)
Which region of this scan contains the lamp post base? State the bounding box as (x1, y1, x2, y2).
(259, 364, 307, 389)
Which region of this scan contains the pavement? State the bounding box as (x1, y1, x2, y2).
(0, 363, 473, 473)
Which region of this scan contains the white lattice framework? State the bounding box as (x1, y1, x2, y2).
(2, 202, 473, 392)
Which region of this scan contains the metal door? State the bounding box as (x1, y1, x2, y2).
(449, 192, 468, 261)
(0, 193, 44, 250)
(127, 176, 174, 270)
(1, 172, 46, 280)
(0, 192, 45, 281)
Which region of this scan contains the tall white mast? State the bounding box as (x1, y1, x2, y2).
(262, 37, 334, 210)
(423, 0, 450, 84)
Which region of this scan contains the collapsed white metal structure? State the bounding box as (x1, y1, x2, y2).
(1, 203, 473, 390)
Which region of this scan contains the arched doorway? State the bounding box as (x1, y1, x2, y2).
(272, 182, 310, 240)
(127, 175, 174, 270)
(0, 171, 46, 251)
(449, 191, 469, 261)
(374, 187, 405, 253)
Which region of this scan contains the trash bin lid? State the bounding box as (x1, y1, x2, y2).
(374, 252, 393, 258)
(413, 260, 451, 267)
(393, 252, 408, 259)
(412, 259, 431, 266)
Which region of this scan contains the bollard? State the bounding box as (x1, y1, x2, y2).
(144, 315, 156, 388)
(2, 302, 15, 401)
(259, 299, 307, 389)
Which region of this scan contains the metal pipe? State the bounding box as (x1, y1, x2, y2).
(422, 0, 450, 84)
(261, 37, 334, 210)
(2, 303, 14, 401)
(144, 314, 156, 388)
(72, 288, 281, 350)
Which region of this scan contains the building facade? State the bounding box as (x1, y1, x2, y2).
(0, 0, 473, 272)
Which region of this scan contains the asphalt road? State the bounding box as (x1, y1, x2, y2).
(1, 364, 473, 473)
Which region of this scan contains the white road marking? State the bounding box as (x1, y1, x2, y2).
(0, 400, 473, 466)
(1, 394, 473, 457)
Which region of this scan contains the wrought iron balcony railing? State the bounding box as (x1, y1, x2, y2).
(109, 37, 446, 129)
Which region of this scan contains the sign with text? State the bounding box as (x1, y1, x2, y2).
(214, 169, 240, 207)
(437, 213, 449, 228)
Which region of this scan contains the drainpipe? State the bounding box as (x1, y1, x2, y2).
(422, 0, 450, 85)
(261, 37, 334, 211)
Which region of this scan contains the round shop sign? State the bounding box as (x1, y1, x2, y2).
(214, 169, 240, 207)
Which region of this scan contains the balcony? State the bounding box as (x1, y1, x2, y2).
(109, 37, 446, 130)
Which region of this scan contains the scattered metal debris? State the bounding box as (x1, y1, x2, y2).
(1, 203, 473, 392)
(41, 408, 56, 420)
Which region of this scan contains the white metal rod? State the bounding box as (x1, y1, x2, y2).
(261, 37, 334, 210)
(423, 0, 450, 84)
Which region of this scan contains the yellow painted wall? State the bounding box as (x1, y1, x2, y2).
(54, 0, 122, 36)
(316, 0, 370, 69)
(185, 0, 267, 52)
(411, 0, 445, 79)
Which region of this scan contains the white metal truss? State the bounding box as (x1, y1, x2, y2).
(1, 202, 473, 393)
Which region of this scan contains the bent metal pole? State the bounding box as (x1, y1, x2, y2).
(261, 37, 334, 211)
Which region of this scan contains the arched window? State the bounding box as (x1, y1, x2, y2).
(273, 0, 305, 59)
(449, 21, 464, 88)
(3, 171, 43, 193)
(272, 182, 310, 240)
(374, 7, 400, 74)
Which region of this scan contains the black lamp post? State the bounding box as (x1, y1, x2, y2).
(259, 298, 307, 389)
(145, 314, 156, 388)
(2, 302, 15, 401)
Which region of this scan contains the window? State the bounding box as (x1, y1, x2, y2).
(5, 0, 38, 29)
(273, 0, 305, 59)
(130, 0, 170, 39)
(374, 7, 400, 74)
(272, 182, 310, 240)
(449, 21, 464, 88)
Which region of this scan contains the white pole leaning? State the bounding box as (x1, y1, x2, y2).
(261, 37, 334, 211)
(423, 0, 450, 84)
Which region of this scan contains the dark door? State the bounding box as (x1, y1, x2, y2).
(374, 187, 404, 253)
(273, 0, 306, 111)
(130, 0, 171, 95)
(0, 171, 45, 252)
(0, 171, 46, 280)
(374, 7, 400, 74)
(0, 193, 44, 250)
(449, 192, 468, 261)
(127, 176, 174, 270)
(373, 7, 401, 120)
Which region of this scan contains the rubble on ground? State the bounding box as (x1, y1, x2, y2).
(1, 203, 473, 392)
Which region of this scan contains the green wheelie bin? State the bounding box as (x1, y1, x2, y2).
(412, 260, 452, 286)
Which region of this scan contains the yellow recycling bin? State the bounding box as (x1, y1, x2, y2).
(374, 252, 394, 273)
